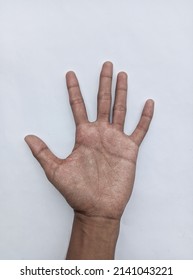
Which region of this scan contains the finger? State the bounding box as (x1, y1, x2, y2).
(130, 99, 154, 146)
(112, 72, 128, 130)
(25, 135, 61, 180)
(66, 71, 88, 126)
(97, 61, 113, 122)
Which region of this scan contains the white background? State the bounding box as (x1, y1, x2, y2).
(0, 0, 193, 259)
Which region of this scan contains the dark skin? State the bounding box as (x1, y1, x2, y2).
(25, 61, 154, 259)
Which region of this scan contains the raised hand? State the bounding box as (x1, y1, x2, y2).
(25, 62, 154, 221)
(25, 61, 154, 259)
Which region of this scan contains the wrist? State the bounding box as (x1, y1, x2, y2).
(74, 211, 120, 228)
(66, 212, 120, 260)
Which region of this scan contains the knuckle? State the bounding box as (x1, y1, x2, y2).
(116, 87, 127, 92)
(100, 74, 112, 79)
(142, 112, 152, 120)
(70, 97, 83, 106)
(138, 124, 148, 134)
(98, 92, 111, 101)
(35, 146, 48, 158)
(113, 104, 126, 112)
(67, 84, 79, 91)
(99, 111, 109, 117)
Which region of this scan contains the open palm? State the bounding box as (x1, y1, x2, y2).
(25, 62, 154, 220)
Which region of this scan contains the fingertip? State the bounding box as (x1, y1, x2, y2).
(148, 99, 155, 114)
(144, 99, 155, 116)
(24, 135, 32, 144)
(24, 135, 45, 153)
(65, 71, 76, 79)
(24, 134, 33, 139)
(103, 61, 113, 67)
(100, 61, 113, 79)
(146, 99, 155, 107)
(118, 71, 128, 79)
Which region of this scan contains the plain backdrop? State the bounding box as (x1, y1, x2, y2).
(0, 0, 193, 260)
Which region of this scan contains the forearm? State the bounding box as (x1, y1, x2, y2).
(66, 212, 120, 260)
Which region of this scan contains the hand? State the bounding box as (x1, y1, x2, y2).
(25, 62, 154, 221)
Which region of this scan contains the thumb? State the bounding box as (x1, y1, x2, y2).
(25, 135, 61, 180)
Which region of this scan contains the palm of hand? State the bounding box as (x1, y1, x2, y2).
(53, 122, 138, 219)
(25, 62, 154, 220)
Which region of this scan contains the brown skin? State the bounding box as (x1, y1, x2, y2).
(25, 61, 154, 259)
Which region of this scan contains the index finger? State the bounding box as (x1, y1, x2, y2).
(66, 71, 88, 126)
